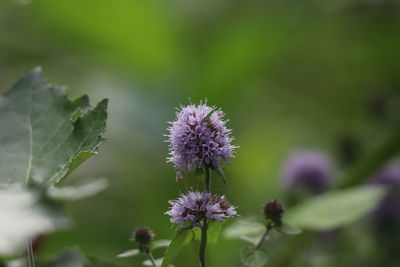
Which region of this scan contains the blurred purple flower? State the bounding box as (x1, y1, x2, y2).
(166, 102, 236, 177)
(370, 160, 400, 223)
(281, 150, 334, 194)
(165, 191, 237, 227)
(371, 160, 400, 186)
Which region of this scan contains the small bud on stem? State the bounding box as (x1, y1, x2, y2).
(263, 200, 284, 227)
(131, 227, 154, 253)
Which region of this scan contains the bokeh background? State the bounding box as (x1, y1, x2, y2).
(1, 0, 399, 266)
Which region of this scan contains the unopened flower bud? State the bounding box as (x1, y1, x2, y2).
(131, 227, 154, 252)
(263, 200, 284, 226)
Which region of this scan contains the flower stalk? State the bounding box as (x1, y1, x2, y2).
(146, 251, 158, 267)
(199, 218, 209, 267)
(199, 166, 211, 266)
(255, 222, 273, 250)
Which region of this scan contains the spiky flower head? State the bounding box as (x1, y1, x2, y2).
(281, 150, 334, 194)
(166, 102, 236, 178)
(165, 191, 237, 227)
(263, 200, 284, 226)
(370, 160, 400, 224)
(131, 227, 154, 252)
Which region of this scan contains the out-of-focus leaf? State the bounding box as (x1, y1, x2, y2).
(276, 223, 302, 235)
(0, 68, 108, 187)
(285, 186, 386, 230)
(48, 249, 86, 267)
(47, 248, 114, 267)
(207, 221, 222, 243)
(117, 239, 171, 259)
(143, 258, 173, 267)
(116, 249, 140, 258)
(240, 246, 268, 267)
(161, 229, 192, 267)
(0, 187, 66, 256)
(193, 221, 222, 244)
(47, 178, 108, 201)
(151, 239, 171, 250)
(224, 218, 265, 245)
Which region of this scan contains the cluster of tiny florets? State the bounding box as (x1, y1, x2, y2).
(263, 200, 284, 226)
(165, 191, 237, 227)
(166, 103, 236, 177)
(281, 150, 334, 193)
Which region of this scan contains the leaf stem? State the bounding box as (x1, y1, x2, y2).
(146, 251, 158, 267)
(255, 223, 273, 250)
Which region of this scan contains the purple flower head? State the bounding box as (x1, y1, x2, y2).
(370, 160, 400, 224)
(165, 191, 237, 227)
(281, 150, 334, 194)
(166, 102, 236, 178)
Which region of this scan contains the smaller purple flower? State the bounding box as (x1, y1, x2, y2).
(165, 191, 237, 227)
(281, 150, 334, 194)
(370, 160, 400, 224)
(166, 102, 236, 178)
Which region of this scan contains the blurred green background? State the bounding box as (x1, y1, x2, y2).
(1, 0, 399, 266)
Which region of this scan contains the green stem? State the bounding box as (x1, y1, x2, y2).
(146, 251, 158, 267)
(199, 167, 211, 267)
(199, 218, 208, 267)
(255, 223, 273, 250)
(204, 167, 211, 192)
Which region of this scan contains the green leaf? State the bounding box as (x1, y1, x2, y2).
(240, 246, 268, 267)
(161, 229, 192, 267)
(0, 68, 108, 187)
(223, 218, 265, 245)
(116, 249, 140, 258)
(48, 248, 114, 267)
(151, 239, 171, 250)
(285, 186, 386, 230)
(143, 258, 170, 267)
(193, 221, 222, 244)
(47, 178, 108, 201)
(143, 258, 174, 267)
(214, 166, 226, 183)
(207, 221, 223, 243)
(276, 223, 302, 235)
(48, 249, 86, 267)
